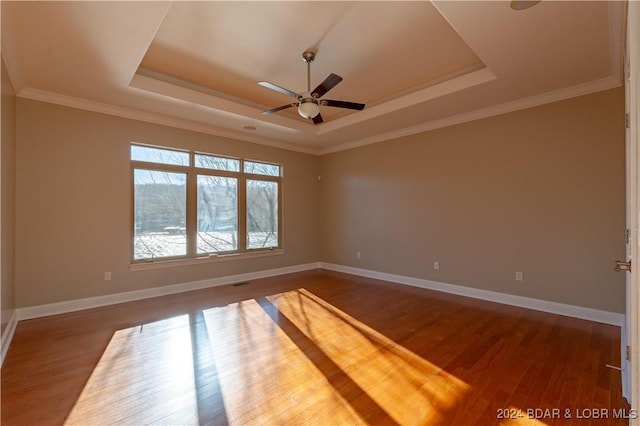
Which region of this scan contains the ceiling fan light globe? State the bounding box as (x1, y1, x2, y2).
(298, 101, 320, 119)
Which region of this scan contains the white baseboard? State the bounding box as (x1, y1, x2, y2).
(320, 262, 624, 326)
(1, 310, 18, 367)
(17, 262, 322, 321)
(12, 260, 623, 328)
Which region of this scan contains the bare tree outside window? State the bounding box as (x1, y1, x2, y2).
(131, 143, 281, 262)
(197, 175, 237, 253)
(133, 170, 187, 259)
(132, 145, 189, 166)
(195, 153, 240, 172)
(247, 180, 278, 249)
(244, 160, 280, 176)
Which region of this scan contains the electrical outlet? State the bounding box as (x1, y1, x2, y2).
(433, 261, 440, 270)
(515, 271, 523, 282)
(104, 271, 112, 281)
(356, 251, 361, 259)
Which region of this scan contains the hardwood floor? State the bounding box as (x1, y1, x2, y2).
(1, 270, 631, 425)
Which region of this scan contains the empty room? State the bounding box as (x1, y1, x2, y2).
(1, 1, 639, 425)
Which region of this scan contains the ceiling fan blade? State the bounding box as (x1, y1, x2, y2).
(312, 113, 324, 124)
(262, 103, 297, 115)
(322, 99, 366, 110)
(258, 81, 300, 99)
(311, 73, 343, 98)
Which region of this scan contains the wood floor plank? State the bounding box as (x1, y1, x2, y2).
(1, 270, 630, 425)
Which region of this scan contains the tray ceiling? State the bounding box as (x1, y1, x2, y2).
(1, 1, 625, 154)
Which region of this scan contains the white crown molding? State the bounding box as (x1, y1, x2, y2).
(17, 74, 621, 158)
(17, 262, 322, 321)
(16, 87, 322, 156)
(320, 76, 623, 155)
(320, 262, 624, 326)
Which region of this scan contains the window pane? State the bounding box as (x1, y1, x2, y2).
(247, 180, 278, 249)
(244, 160, 280, 176)
(195, 154, 240, 172)
(131, 145, 189, 166)
(197, 175, 238, 253)
(134, 169, 187, 259)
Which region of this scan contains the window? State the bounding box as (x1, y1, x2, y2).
(247, 179, 278, 249)
(131, 144, 282, 262)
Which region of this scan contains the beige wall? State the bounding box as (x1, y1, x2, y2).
(15, 99, 320, 307)
(320, 88, 626, 313)
(1, 57, 17, 332)
(12, 88, 627, 314)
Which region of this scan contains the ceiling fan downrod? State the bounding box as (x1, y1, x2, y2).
(302, 51, 316, 94)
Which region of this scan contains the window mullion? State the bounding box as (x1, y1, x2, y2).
(238, 175, 247, 252)
(186, 164, 198, 257)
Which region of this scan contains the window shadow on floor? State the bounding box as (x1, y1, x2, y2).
(189, 310, 230, 426)
(256, 296, 401, 425)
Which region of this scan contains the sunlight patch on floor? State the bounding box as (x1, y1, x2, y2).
(64, 315, 199, 425)
(63, 289, 471, 425)
(268, 288, 470, 424)
(202, 298, 365, 425)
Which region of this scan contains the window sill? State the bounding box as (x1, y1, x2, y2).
(129, 249, 284, 271)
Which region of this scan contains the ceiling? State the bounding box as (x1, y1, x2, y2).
(1, 1, 626, 155)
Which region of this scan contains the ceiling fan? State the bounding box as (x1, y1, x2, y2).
(258, 51, 365, 124)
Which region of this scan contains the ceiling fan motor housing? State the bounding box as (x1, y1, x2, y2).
(298, 98, 320, 119)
